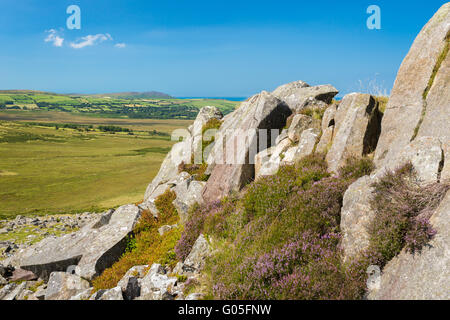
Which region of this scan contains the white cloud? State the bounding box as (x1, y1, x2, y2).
(69, 33, 113, 49)
(115, 43, 126, 48)
(45, 29, 64, 47)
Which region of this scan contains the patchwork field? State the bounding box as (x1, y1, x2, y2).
(0, 113, 192, 219)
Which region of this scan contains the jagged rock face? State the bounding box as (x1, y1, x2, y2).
(45, 272, 90, 300)
(368, 191, 450, 300)
(374, 3, 450, 167)
(3, 205, 141, 281)
(202, 91, 291, 203)
(272, 81, 338, 113)
(326, 93, 381, 173)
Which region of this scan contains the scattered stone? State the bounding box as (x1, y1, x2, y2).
(5, 205, 141, 281)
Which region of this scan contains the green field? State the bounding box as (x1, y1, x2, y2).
(0, 113, 192, 219)
(0, 90, 240, 119)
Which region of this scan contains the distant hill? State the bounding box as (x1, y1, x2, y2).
(87, 91, 174, 100)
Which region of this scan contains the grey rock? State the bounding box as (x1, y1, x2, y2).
(158, 225, 176, 236)
(368, 191, 450, 300)
(69, 287, 93, 300)
(97, 286, 124, 300)
(374, 3, 450, 167)
(340, 176, 376, 261)
(287, 114, 319, 143)
(139, 264, 177, 300)
(1, 282, 26, 300)
(45, 272, 90, 300)
(326, 93, 381, 173)
(173, 177, 206, 223)
(273, 81, 338, 112)
(255, 137, 293, 179)
(186, 293, 204, 300)
(117, 265, 148, 300)
(282, 128, 320, 165)
(6, 205, 141, 280)
(316, 125, 334, 155)
(0, 274, 6, 285)
(183, 234, 211, 273)
(203, 91, 292, 202)
(9, 268, 37, 282)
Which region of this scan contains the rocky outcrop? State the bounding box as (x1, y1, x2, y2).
(202, 91, 291, 203)
(143, 106, 223, 214)
(368, 191, 450, 300)
(326, 93, 382, 173)
(45, 272, 90, 300)
(374, 3, 450, 167)
(3, 205, 141, 280)
(282, 128, 320, 165)
(341, 136, 446, 261)
(272, 81, 338, 112)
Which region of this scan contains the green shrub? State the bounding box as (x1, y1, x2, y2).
(367, 164, 449, 267)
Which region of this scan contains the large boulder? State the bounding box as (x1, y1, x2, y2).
(202, 91, 291, 203)
(4, 205, 141, 280)
(326, 93, 381, 173)
(368, 191, 450, 300)
(45, 272, 90, 300)
(374, 3, 450, 167)
(272, 81, 338, 112)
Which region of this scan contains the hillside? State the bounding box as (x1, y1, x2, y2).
(0, 91, 239, 120)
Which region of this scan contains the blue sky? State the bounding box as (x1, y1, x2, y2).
(0, 0, 446, 97)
